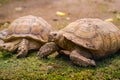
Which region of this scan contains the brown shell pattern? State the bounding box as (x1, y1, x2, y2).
(61, 18, 120, 51)
(5, 15, 53, 43)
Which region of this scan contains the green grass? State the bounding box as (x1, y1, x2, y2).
(0, 51, 120, 80)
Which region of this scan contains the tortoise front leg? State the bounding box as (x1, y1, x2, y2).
(17, 39, 29, 58)
(38, 42, 59, 59)
(56, 50, 71, 58)
(70, 48, 96, 67)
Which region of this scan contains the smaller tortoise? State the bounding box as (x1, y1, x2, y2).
(0, 15, 54, 58)
(38, 18, 120, 67)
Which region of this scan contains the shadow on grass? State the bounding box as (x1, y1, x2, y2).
(0, 51, 14, 60)
(42, 51, 120, 70)
(1, 50, 120, 68)
(96, 51, 120, 67)
(0, 50, 38, 59)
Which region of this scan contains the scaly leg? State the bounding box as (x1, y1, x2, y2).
(55, 50, 70, 58)
(70, 49, 96, 67)
(17, 39, 29, 58)
(58, 50, 70, 56)
(38, 42, 59, 59)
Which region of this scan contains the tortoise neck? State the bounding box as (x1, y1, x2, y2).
(57, 37, 76, 51)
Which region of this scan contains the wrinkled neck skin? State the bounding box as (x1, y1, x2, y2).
(53, 31, 84, 51)
(57, 35, 76, 51)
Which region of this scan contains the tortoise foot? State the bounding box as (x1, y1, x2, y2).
(17, 39, 29, 58)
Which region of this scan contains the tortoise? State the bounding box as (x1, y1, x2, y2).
(38, 18, 120, 67)
(0, 15, 54, 58)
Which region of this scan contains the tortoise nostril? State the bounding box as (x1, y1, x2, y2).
(53, 33, 57, 36)
(3, 45, 5, 48)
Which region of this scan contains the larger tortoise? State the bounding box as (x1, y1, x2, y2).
(38, 18, 120, 67)
(0, 15, 54, 58)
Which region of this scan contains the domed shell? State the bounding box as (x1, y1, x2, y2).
(60, 18, 120, 50)
(5, 15, 54, 43)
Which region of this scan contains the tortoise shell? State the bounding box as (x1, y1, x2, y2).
(4, 15, 54, 43)
(60, 18, 120, 51)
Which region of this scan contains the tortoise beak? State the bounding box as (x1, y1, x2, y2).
(48, 34, 54, 42)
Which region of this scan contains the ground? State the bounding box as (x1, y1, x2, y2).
(0, 0, 120, 28)
(0, 0, 120, 80)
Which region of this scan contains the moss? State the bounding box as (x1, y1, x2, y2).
(0, 51, 120, 80)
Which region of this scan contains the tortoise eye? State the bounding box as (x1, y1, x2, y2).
(53, 33, 57, 36)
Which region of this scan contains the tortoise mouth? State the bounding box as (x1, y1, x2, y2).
(48, 31, 60, 42)
(48, 35, 55, 42)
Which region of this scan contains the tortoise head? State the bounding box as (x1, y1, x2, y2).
(48, 31, 62, 42)
(0, 29, 8, 39)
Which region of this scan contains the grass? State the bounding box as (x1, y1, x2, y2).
(0, 50, 120, 80)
